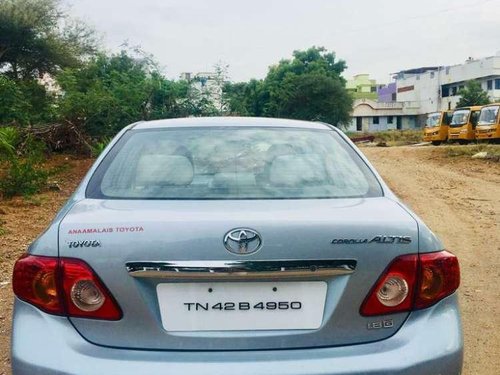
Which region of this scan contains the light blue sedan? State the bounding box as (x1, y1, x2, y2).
(11, 117, 462, 374)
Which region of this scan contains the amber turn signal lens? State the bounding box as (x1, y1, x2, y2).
(418, 266, 445, 301)
(32, 270, 58, 305)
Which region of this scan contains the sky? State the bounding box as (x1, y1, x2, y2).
(64, 0, 500, 84)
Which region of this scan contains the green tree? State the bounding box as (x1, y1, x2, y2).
(275, 72, 353, 125)
(224, 47, 352, 125)
(265, 46, 347, 83)
(0, 76, 31, 124)
(456, 80, 490, 108)
(0, 0, 98, 79)
(0, 76, 56, 126)
(261, 46, 352, 126)
(57, 51, 190, 138)
(224, 79, 268, 116)
(180, 78, 220, 117)
(147, 72, 192, 119)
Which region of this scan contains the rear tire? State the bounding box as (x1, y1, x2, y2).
(431, 141, 442, 146)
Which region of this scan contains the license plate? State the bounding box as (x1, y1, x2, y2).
(157, 281, 327, 331)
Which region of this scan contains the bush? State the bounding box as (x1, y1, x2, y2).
(0, 134, 51, 199)
(0, 77, 56, 126)
(90, 137, 111, 157)
(0, 126, 20, 156)
(0, 158, 50, 198)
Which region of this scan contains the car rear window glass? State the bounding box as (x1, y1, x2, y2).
(86, 127, 383, 199)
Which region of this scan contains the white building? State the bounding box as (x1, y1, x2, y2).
(348, 54, 500, 131)
(347, 99, 417, 132)
(395, 54, 500, 115)
(180, 71, 225, 112)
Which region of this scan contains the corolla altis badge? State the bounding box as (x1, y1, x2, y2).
(224, 228, 262, 255)
(331, 236, 412, 245)
(68, 240, 102, 249)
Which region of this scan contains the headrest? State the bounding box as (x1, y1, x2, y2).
(269, 154, 327, 187)
(135, 154, 194, 186)
(210, 173, 257, 188)
(265, 143, 301, 160)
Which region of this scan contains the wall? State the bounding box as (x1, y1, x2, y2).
(377, 82, 396, 103)
(348, 99, 416, 132)
(396, 55, 500, 114)
(346, 74, 380, 100)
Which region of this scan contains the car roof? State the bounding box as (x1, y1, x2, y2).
(132, 117, 333, 130)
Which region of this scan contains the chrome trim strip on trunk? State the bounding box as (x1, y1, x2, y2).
(126, 260, 356, 280)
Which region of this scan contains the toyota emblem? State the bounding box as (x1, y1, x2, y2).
(223, 228, 262, 255)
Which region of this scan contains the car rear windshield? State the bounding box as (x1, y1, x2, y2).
(86, 127, 383, 199)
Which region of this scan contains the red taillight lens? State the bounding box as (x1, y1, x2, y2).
(415, 251, 460, 309)
(360, 254, 418, 316)
(12, 255, 63, 315)
(360, 250, 460, 316)
(60, 258, 122, 320)
(13, 255, 122, 320)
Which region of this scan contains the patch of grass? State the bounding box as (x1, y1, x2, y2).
(444, 144, 500, 161)
(24, 196, 45, 206)
(347, 130, 423, 146)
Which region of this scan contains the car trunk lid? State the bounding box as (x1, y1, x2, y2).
(59, 197, 418, 350)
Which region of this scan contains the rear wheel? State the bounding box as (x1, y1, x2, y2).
(431, 141, 442, 146)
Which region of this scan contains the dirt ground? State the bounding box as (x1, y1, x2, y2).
(362, 146, 500, 375)
(0, 147, 498, 374)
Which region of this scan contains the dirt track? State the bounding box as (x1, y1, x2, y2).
(0, 147, 499, 374)
(362, 146, 500, 375)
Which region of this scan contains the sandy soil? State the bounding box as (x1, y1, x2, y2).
(0, 147, 498, 374)
(362, 146, 500, 375)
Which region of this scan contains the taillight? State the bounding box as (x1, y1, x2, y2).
(360, 254, 418, 316)
(60, 258, 122, 320)
(13, 255, 122, 320)
(12, 255, 63, 315)
(360, 251, 460, 316)
(415, 251, 460, 309)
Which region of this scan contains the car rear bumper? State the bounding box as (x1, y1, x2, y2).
(11, 294, 463, 375)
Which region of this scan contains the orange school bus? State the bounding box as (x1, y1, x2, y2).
(476, 103, 500, 142)
(423, 111, 452, 145)
(448, 106, 482, 143)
